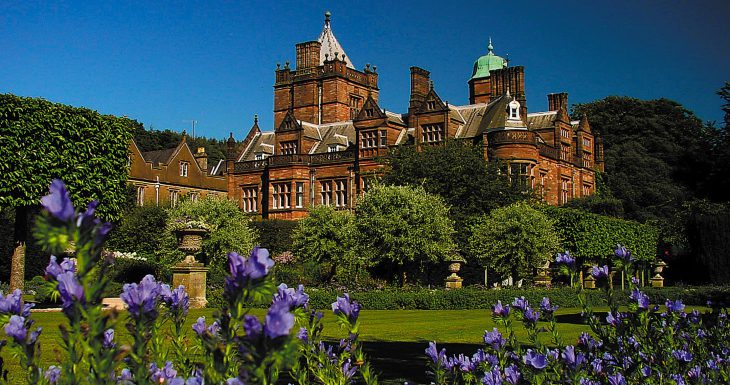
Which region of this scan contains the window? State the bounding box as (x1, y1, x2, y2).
(362, 177, 372, 193)
(561, 178, 571, 204)
(136, 186, 145, 206)
(334, 179, 348, 208)
(380, 130, 387, 147)
(582, 184, 592, 196)
(361, 131, 377, 149)
(189, 192, 199, 203)
(561, 128, 571, 139)
(427, 100, 436, 110)
(328, 144, 340, 153)
(422, 124, 444, 144)
(179, 161, 189, 177)
(170, 190, 179, 207)
(242, 187, 258, 213)
(510, 107, 518, 119)
(255, 153, 265, 160)
(349, 96, 362, 119)
(365, 108, 374, 118)
(280, 141, 297, 155)
(320, 181, 333, 206)
(582, 137, 591, 148)
(561, 145, 571, 161)
(295, 182, 304, 208)
(272, 182, 291, 209)
(539, 172, 548, 196)
(509, 163, 531, 190)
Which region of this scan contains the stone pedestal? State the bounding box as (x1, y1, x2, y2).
(650, 260, 667, 288)
(534, 261, 552, 287)
(584, 274, 596, 289)
(172, 257, 209, 309)
(445, 262, 463, 289)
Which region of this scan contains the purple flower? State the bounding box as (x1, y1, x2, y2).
(578, 332, 599, 350)
(341, 359, 357, 380)
(264, 300, 294, 339)
(150, 362, 178, 383)
(580, 379, 600, 385)
(492, 301, 510, 317)
(523, 307, 540, 323)
(162, 285, 190, 315)
(666, 299, 685, 313)
(207, 321, 221, 336)
(77, 200, 99, 228)
(0, 289, 32, 317)
(670, 374, 686, 385)
(40, 179, 75, 222)
(192, 317, 207, 336)
(244, 315, 263, 339)
(539, 297, 558, 315)
(511, 297, 529, 311)
(641, 366, 652, 377)
(614, 244, 632, 262)
(452, 354, 473, 372)
(555, 251, 576, 268)
(522, 349, 547, 369)
(296, 327, 308, 343)
(246, 246, 274, 279)
(44, 365, 61, 384)
(426, 341, 446, 366)
(273, 283, 309, 309)
(591, 265, 609, 280)
(481, 367, 502, 385)
(630, 288, 650, 310)
(673, 349, 693, 362)
(121, 275, 162, 319)
(504, 364, 520, 385)
(483, 328, 506, 350)
(226, 378, 245, 385)
(45, 256, 76, 280)
(117, 368, 133, 382)
(688, 365, 702, 379)
(5, 315, 27, 343)
(95, 221, 114, 246)
(56, 272, 84, 313)
(225, 248, 275, 295)
(103, 328, 115, 349)
(562, 345, 585, 369)
(331, 293, 361, 322)
(608, 373, 627, 385)
(591, 358, 603, 374)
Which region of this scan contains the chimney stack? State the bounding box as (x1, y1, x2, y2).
(547, 92, 568, 112)
(409, 66, 431, 111)
(194, 147, 208, 171)
(296, 41, 322, 70)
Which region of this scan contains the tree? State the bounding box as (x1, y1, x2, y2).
(572, 96, 716, 222)
(381, 140, 528, 220)
(291, 205, 357, 282)
(468, 202, 560, 282)
(355, 184, 456, 285)
(105, 205, 169, 260)
(163, 196, 259, 286)
(0, 94, 134, 289)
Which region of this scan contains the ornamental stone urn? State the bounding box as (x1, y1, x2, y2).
(651, 260, 668, 288)
(533, 260, 552, 287)
(445, 255, 466, 289)
(172, 228, 209, 308)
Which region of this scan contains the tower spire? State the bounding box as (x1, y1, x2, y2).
(488, 37, 493, 53)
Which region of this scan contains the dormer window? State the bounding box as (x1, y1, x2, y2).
(255, 153, 265, 160)
(508, 99, 521, 120)
(427, 101, 436, 110)
(179, 161, 189, 177)
(328, 144, 341, 152)
(280, 141, 297, 155)
(365, 108, 374, 118)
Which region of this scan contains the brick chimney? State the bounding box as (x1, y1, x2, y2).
(409, 67, 430, 112)
(194, 147, 208, 171)
(547, 92, 568, 112)
(296, 41, 322, 70)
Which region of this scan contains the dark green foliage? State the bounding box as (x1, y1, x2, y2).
(537, 205, 659, 263)
(250, 219, 298, 255)
(107, 257, 163, 285)
(0, 207, 51, 281)
(106, 205, 169, 260)
(132, 125, 231, 168)
(563, 194, 625, 217)
(26, 276, 56, 304)
(381, 140, 529, 220)
(572, 97, 716, 222)
(685, 208, 730, 284)
(0, 94, 135, 221)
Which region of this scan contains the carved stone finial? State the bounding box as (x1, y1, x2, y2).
(254, 114, 258, 124)
(276, 63, 281, 70)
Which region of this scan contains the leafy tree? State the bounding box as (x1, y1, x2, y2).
(381, 140, 528, 220)
(105, 205, 169, 260)
(703, 82, 730, 202)
(291, 205, 357, 282)
(132, 125, 232, 168)
(163, 197, 259, 286)
(0, 94, 134, 289)
(572, 97, 716, 222)
(355, 184, 456, 285)
(468, 202, 560, 282)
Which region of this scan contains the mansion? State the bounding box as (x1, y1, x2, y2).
(226, 12, 604, 219)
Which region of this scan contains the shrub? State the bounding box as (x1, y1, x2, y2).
(250, 219, 297, 255)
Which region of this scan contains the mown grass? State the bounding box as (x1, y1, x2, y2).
(1, 306, 706, 383)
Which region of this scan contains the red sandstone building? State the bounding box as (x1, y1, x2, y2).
(226, 13, 604, 219)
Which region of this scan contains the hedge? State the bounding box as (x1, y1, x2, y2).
(250, 219, 298, 255)
(537, 205, 659, 262)
(205, 286, 730, 310)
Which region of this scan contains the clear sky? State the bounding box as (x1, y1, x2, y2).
(3, 1, 728, 140)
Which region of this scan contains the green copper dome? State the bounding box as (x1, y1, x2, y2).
(471, 39, 506, 80)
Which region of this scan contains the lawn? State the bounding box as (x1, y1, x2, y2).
(2, 306, 699, 384)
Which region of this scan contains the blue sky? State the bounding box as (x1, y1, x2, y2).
(2, 1, 728, 140)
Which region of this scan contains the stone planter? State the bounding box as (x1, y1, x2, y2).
(445, 261, 464, 289)
(172, 228, 209, 308)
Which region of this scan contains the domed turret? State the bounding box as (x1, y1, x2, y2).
(471, 38, 507, 79)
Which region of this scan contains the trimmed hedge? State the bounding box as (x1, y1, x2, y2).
(537, 205, 659, 262)
(250, 219, 297, 255)
(213, 286, 730, 310)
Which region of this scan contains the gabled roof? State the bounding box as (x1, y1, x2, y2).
(417, 87, 449, 113)
(318, 12, 354, 69)
(527, 111, 558, 130)
(355, 95, 386, 120)
(451, 103, 489, 138)
(141, 148, 177, 167)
